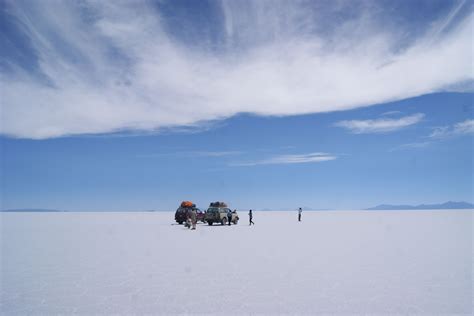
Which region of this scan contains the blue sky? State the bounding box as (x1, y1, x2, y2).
(1, 0, 473, 211)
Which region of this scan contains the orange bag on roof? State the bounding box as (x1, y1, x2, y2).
(181, 201, 194, 208)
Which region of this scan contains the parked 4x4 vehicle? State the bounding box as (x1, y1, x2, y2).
(205, 201, 239, 225)
(175, 201, 205, 224)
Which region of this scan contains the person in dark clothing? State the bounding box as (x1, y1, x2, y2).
(227, 209, 232, 226)
(248, 209, 254, 225)
(298, 207, 302, 222)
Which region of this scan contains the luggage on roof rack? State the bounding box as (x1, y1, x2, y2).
(210, 201, 227, 207)
(180, 201, 195, 208)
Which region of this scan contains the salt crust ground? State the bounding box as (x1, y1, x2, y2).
(1, 210, 472, 315)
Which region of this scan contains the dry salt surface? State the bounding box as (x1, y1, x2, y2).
(1, 210, 472, 315)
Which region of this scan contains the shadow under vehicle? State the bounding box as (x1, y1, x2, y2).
(205, 202, 239, 225)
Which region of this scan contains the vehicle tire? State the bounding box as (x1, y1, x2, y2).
(221, 218, 226, 225)
(177, 221, 183, 225)
(233, 220, 238, 225)
(208, 221, 213, 225)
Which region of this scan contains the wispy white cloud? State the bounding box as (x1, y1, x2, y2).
(391, 118, 473, 151)
(381, 111, 403, 116)
(389, 141, 433, 152)
(335, 113, 425, 134)
(429, 119, 474, 139)
(139, 150, 241, 158)
(189, 151, 241, 157)
(1, 1, 472, 139)
(232, 152, 337, 166)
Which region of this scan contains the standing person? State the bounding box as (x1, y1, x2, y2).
(248, 209, 254, 225)
(190, 208, 197, 230)
(227, 209, 233, 226)
(298, 207, 302, 222)
(184, 209, 191, 228)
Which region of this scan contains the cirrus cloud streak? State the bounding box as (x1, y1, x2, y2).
(231, 152, 337, 167)
(1, 0, 472, 139)
(429, 119, 474, 139)
(335, 113, 425, 134)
